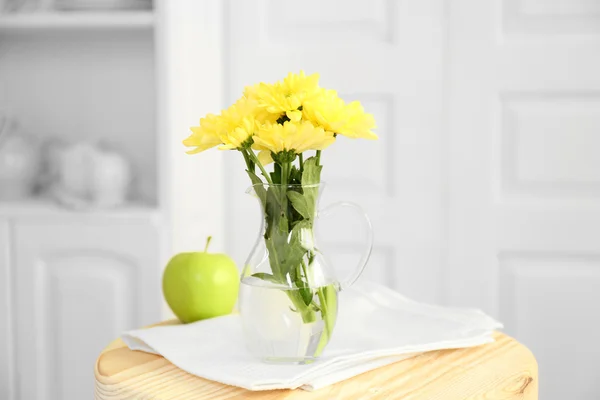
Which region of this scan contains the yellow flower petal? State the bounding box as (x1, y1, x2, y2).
(183, 118, 223, 154)
(338, 101, 378, 139)
(185, 146, 208, 155)
(255, 120, 335, 155)
(217, 101, 259, 149)
(303, 92, 378, 140)
(257, 150, 274, 165)
(244, 71, 320, 119)
(302, 89, 347, 133)
(286, 110, 303, 122)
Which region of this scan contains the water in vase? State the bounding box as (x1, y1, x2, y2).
(239, 276, 339, 363)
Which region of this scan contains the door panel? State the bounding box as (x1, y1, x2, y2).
(446, 1, 600, 399)
(38, 254, 135, 400)
(13, 220, 161, 400)
(499, 253, 600, 398)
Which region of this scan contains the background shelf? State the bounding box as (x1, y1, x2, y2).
(0, 11, 154, 30)
(0, 197, 160, 219)
(0, 18, 158, 205)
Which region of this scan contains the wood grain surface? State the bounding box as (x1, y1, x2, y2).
(94, 321, 538, 400)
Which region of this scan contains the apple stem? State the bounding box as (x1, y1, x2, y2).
(204, 236, 212, 252)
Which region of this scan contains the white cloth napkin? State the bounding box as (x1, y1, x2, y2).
(122, 281, 502, 391)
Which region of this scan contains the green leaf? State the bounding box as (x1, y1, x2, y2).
(286, 157, 322, 221)
(289, 220, 311, 257)
(251, 272, 280, 285)
(270, 163, 282, 185)
(289, 165, 302, 185)
(302, 157, 322, 185)
(287, 191, 310, 220)
(299, 286, 313, 306)
(246, 170, 266, 206)
(288, 266, 314, 309)
(264, 185, 283, 237)
(267, 219, 310, 280)
(300, 157, 322, 220)
(278, 214, 289, 234)
(264, 237, 282, 280)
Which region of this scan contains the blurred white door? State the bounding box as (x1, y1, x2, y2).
(171, 0, 600, 398)
(223, 0, 446, 303)
(445, 1, 600, 399)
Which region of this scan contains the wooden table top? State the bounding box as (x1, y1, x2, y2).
(94, 321, 538, 400)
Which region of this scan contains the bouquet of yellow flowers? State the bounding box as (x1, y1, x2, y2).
(185, 71, 376, 361)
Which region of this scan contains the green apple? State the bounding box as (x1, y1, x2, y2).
(162, 237, 239, 323)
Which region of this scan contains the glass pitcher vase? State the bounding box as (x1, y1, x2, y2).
(239, 183, 373, 363)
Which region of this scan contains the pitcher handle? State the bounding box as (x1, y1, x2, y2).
(318, 201, 373, 291)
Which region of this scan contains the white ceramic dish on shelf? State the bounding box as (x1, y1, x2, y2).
(0, 113, 41, 201)
(1, 0, 37, 13)
(43, 140, 134, 210)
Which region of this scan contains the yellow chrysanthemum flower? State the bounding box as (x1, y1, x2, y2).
(217, 97, 260, 150)
(302, 88, 347, 134)
(254, 120, 335, 156)
(217, 116, 256, 150)
(185, 96, 277, 153)
(183, 113, 225, 154)
(222, 95, 277, 126)
(303, 89, 378, 140)
(245, 71, 320, 123)
(338, 101, 378, 140)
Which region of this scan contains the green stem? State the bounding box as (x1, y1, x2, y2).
(314, 287, 330, 356)
(290, 291, 317, 323)
(281, 162, 289, 187)
(298, 153, 304, 171)
(281, 162, 289, 218)
(241, 149, 254, 173)
(315, 150, 321, 166)
(300, 258, 310, 283)
(247, 150, 273, 185)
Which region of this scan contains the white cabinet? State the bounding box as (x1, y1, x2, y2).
(0, 3, 169, 399)
(6, 215, 161, 400)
